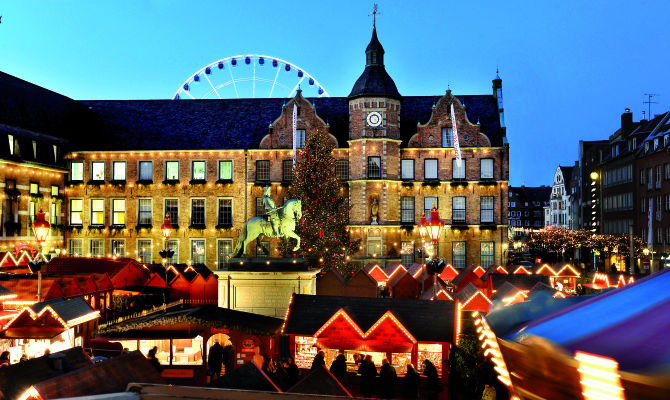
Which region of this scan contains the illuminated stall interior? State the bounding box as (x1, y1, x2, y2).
(283, 294, 456, 378)
(0, 297, 99, 363)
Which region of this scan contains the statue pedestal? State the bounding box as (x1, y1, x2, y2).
(214, 258, 320, 318)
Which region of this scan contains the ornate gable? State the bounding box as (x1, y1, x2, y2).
(408, 90, 491, 148)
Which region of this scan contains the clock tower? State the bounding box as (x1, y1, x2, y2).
(347, 23, 402, 236)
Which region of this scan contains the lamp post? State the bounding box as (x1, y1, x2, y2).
(158, 214, 174, 306)
(418, 203, 446, 299)
(29, 209, 51, 301)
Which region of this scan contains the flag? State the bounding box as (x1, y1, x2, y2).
(648, 197, 653, 247)
(450, 103, 462, 166)
(292, 103, 297, 167)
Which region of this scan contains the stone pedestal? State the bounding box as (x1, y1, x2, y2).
(214, 258, 319, 318)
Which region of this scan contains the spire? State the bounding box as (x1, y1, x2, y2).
(348, 24, 400, 100)
(365, 26, 385, 66)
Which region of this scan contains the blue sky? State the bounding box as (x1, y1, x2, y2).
(1, 0, 669, 186)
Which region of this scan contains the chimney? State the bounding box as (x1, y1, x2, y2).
(621, 108, 633, 134)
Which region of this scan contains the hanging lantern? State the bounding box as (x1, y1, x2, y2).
(418, 214, 427, 239)
(31, 209, 51, 245)
(161, 214, 173, 242)
(427, 204, 444, 244)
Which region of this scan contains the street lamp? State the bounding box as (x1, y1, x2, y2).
(158, 214, 174, 305)
(29, 209, 51, 301)
(418, 203, 446, 298)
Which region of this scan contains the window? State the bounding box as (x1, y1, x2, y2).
(424, 197, 438, 217)
(138, 198, 152, 225)
(481, 242, 494, 268)
(367, 157, 381, 179)
(112, 199, 126, 225)
(401, 159, 414, 180)
(665, 164, 670, 180)
(166, 240, 179, 264)
(282, 160, 293, 181)
(91, 161, 105, 181)
(111, 239, 125, 256)
(51, 185, 59, 197)
(70, 199, 83, 225)
(191, 199, 205, 226)
(335, 160, 349, 180)
(256, 197, 266, 217)
(480, 159, 494, 179)
(69, 239, 83, 256)
(452, 242, 466, 269)
(138, 239, 152, 263)
(165, 161, 179, 181)
(192, 161, 206, 181)
(648, 168, 653, 190)
(481, 197, 494, 223)
(441, 128, 453, 148)
(256, 160, 270, 181)
(400, 197, 415, 223)
(296, 129, 306, 148)
(8, 135, 14, 155)
(165, 199, 179, 226)
(29, 182, 38, 195)
(640, 169, 646, 185)
(217, 239, 233, 269)
(452, 159, 465, 179)
(112, 161, 126, 181)
(90, 239, 104, 257)
(191, 239, 205, 264)
(367, 237, 382, 257)
(452, 197, 466, 223)
(49, 201, 60, 225)
(656, 165, 662, 188)
(666, 195, 670, 212)
(401, 241, 414, 266)
(218, 198, 233, 226)
(424, 159, 438, 180)
(91, 199, 105, 225)
(139, 161, 153, 181)
(218, 160, 233, 181)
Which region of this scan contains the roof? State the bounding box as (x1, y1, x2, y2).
(30, 351, 164, 399)
(558, 165, 574, 181)
(0, 347, 92, 400)
(284, 294, 455, 343)
(508, 186, 552, 206)
(491, 282, 521, 302)
(518, 268, 670, 371)
(489, 273, 550, 291)
(211, 361, 280, 392)
(30, 297, 97, 324)
(348, 26, 401, 100)
(45, 257, 148, 279)
(97, 305, 283, 337)
(286, 365, 351, 397)
(0, 284, 16, 299)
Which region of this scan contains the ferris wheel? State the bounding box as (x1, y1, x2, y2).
(172, 54, 330, 99)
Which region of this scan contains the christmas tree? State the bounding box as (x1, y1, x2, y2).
(287, 128, 360, 274)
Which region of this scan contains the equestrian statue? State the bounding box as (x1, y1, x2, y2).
(232, 186, 302, 257)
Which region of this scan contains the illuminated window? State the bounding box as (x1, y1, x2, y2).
(112, 161, 126, 181)
(367, 230, 382, 257)
(112, 199, 126, 225)
(51, 185, 59, 197)
(400, 196, 415, 223)
(480, 159, 494, 179)
(452, 241, 466, 269)
(165, 161, 179, 181)
(111, 239, 125, 256)
(256, 160, 270, 181)
(138, 239, 152, 263)
(424, 159, 438, 180)
(70, 199, 83, 225)
(164, 199, 179, 226)
(70, 161, 83, 181)
(138, 161, 153, 181)
(282, 160, 293, 181)
(217, 239, 233, 269)
(368, 157, 381, 179)
(452, 197, 466, 223)
(401, 159, 414, 180)
(401, 241, 414, 266)
(90, 239, 104, 257)
(191, 199, 205, 226)
(452, 159, 466, 179)
(481, 241, 494, 267)
(192, 161, 206, 180)
(218, 198, 233, 226)
(335, 160, 349, 180)
(218, 160, 233, 181)
(138, 198, 152, 225)
(191, 239, 205, 264)
(91, 161, 105, 181)
(256, 197, 266, 217)
(49, 201, 60, 225)
(481, 196, 494, 223)
(424, 197, 438, 217)
(69, 239, 83, 256)
(91, 199, 105, 225)
(166, 239, 179, 264)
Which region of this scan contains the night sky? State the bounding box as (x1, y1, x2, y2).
(1, 0, 668, 186)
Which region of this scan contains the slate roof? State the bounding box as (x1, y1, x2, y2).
(211, 361, 280, 392)
(456, 282, 482, 303)
(0, 347, 92, 400)
(30, 297, 97, 324)
(283, 294, 455, 343)
(0, 284, 15, 298)
(45, 257, 148, 279)
(349, 27, 401, 100)
(287, 365, 351, 397)
(491, 282, 522, 302)
(30, 351, 164, 399)
(489, 273, 550, 291)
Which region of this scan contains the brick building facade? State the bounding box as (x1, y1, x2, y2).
(1, 26, 509, 271)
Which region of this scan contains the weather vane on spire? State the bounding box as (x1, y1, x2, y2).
(369, 3, 379, 27)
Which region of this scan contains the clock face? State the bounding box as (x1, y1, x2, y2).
(366, 111, 383, 128)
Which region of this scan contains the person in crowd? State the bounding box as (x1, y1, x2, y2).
(353, 353, 361, 367)
(262, 357, 277, 382)
(286, 356, 300, 388)
(359, 354, 377, 398)
(329, 350, 347, 382)
(222, 344, 235, 374)
(147, 346, 163, 373)
(311, 350, 326, 371)
(20, 354, 28, 363)
(208, 340, 224, 380)
(404, 363, 420, 399)
(0, 351, 10, 367)
(422, 359, 441, 399)
(379, 358, 397, 399)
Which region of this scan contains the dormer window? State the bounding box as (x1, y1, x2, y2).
(654, 138, 659, 150)
(665, 134, 669, 147)
(611, 144, 619, 157)
(645, 142, 650, 152)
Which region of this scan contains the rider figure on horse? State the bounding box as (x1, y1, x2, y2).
(262, 186, 281, 237)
